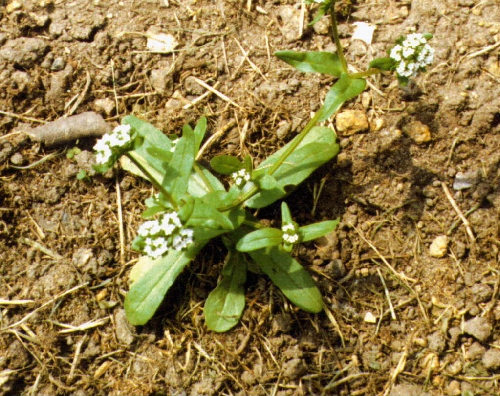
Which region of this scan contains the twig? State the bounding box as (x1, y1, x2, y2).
(192, 77, 242, 109)
(1, 283, 89, 331)
(116, 179, 125, 266)
(0, 110, 46, 124)
(377, 268, 396, 320)
(67, 334, 87, 383)
(440, 182, 475, 243)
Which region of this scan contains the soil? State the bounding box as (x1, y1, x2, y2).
(1, 0, 500, 395)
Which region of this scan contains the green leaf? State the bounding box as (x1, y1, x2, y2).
(298, 220, 339, 242)
(205, 252, 247, 332)
(163, 127, 195, 200)
(188, 163, 226, 196)
(275, 51, 343, 77)
(146, 146, 173, 163)
(236, 228, 283, 252)
(249, 247, 323, 313)
(194, 116, 207, 151)
(281, 202, 293, 224)
(368, 57, 396, 72)
(125, 246, 202, 325)
(245, 126, 339, 208)
(187, 200, 235, 232)
(255, 173, 277, 190)
(210, 155, 243, 175)
(319, 74, 366, 122)
(307, 0, 333, 26)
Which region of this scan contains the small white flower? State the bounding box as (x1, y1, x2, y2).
(282, 223, 299, 244)
(144, 236, 169, 258)
(172, 228, 194, 250)
(138, 220, 162, 237)
(108, 124, 132, 148)
(160, 212, 182, 235)
(231, 169, 251, 187)
(390, 33, 433, 79)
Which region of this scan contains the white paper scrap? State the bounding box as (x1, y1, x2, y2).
(352, 22, 376, 45)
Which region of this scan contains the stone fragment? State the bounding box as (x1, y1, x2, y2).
(114, 309, 135, 346)
(151, 68, 173, 94)
(278, 6, 302, 42)
(444, 380, 461, 396)
(463, 316, 492, 342)
(453, 170, 481, 190)
(147, 33, 178, 53)
(364, 312, 377, 323)
(184, 76, 204, 95)
(427, 331, 446, 353)
(403, 120, 431, 144)
(389, 384, 431, 396)
(482, 349, 500, 370)
(429, 235, 448, 258)
(335, 110, 369, 135)
(471, 283, 493, 304)
(282, 358, 306, 379)
(0, 37, 49, 68)
(94, 98, 115, 116)
(467, 342, 486, 360)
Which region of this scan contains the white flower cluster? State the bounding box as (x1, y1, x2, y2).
(94, 124, 133, 165)
(231, 169, 251, 187)
(389, 33, 434, 78)
(282, 223, 299, 244)
(137, 212, 194, 258)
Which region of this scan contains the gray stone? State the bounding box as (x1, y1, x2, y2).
(282, 358, 306, 379)
(114, 309, 135, 346)
(463, 316, 492, 342)
(0, 37, 49, 68)
(467, 342, 486, 360)
(482, 349, 500, 370)
(278, 6, 302, 42)
(389, 384, 431, 396)
(51, 56, 66, 71)
(471, 283, 493, 304)
(427, 331, 446, 353)
(151, 68, 173, 94)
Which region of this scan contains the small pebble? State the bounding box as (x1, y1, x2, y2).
(335, 110, 369, 136)
(453, 170, 481, 190)
(10, 152, 24, 165)
(482, 349, 500, 370)
(364, 312, 377, 323)
(463, 316, 492, 342)
(51, 57, 66, 71)
(429, 235, 448, 258)
(403, 120, 431, 144)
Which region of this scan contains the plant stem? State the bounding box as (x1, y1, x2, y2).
(125, 152, 178, 210)
(330, 2, 348, 74)
(218, 109, 324, 212)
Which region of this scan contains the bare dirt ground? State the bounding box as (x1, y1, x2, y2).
(1, 1, 500, 395)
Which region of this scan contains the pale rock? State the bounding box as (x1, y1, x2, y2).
(335, 110, 369, 135)
(147, 33, 178, 53)
(463, 316, 492, 342)
(403, 120, 431, 144)
(278, 6, 302, 42)
(364, 312, 377, 323)
(94, 98, 115, 116)
(482, 349, 500, 370)
(444, 380, 461, 396)
(429, 235, 448, 258)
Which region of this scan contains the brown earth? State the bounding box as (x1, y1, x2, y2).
(1, 1, 500, 395)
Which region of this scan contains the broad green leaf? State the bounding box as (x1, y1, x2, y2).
(125, 245, 202, 325)
(319, 74, 366, 122)
(146, 146, 173, 163)
(281, 202, 293, 224)
(236, 228, 283, 252)
(245, 126, 339, 208)
(243, 155, 253, 173)
(275, 51, 343, 77)
(298, 220, 339, 242)
(210, 155, 243, 175)
(205, 252, 247, 332)
(368, 57, 395, 72)
(249, 247, 323, 313)
(163, 128, 195, 200)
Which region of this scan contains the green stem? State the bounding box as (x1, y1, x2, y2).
(193, 162, 215, 194)
(125, 152, 178, 210)
(330, 2, 348, 74)
(218, 109, 324, 212)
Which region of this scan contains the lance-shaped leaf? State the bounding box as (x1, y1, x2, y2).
(125, 245, 202, 325)
(275, 51, 343, 77)
(369, 57, 396, 72)
(298, 220, 339, 242)
(249, 247, 323, 313)
(319, 74, 366, 122)
(193, 116, 207, 152)
(236, 228, 283, 252)
(163, 127, 195, 201)
(204, 252, 247, 332)
(245, 126, 339, 208)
